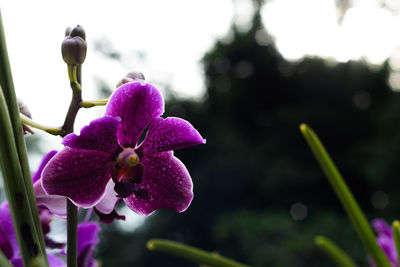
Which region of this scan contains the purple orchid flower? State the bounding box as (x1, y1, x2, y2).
(369, 219, 398, 267)
(42, 81, 205, 215)
(0, 202, 66, 267)
(76, 222, 100, 267)
(35, 151, 124, 223)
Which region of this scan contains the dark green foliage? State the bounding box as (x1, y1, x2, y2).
(97, 11, 400, 267)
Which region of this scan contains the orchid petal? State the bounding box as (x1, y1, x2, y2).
(42, 147, 113, 208)
(32, 150, 58, 183)
(63, 116, 121, 155)
(137, 117, 205, 156)
(77, 222, 100, 254)
(124, 151, 193, 215)
(47, 253, 66, 267)
(94, 208, 125, 224)
(94, 180, 119, 214)
(0, 203, 17, 259)
(105, 82, 164, 148)
(35, 180, 67, 218)
(77, 222, 100, 267)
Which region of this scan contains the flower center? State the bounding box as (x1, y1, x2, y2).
(112, 148, 146, 198)
(118, 148, 139, 167)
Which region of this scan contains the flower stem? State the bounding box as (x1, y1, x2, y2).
(0, 9, 48, 267)
(0, 250, 12, 267)
(0, 88, 48, 267)
(20, 113, 63, 136)
(299, 124, 391, 267)
(392, 221, 400, 263)
(315, 235, 358, 267)
(147, 239, 251, 267)
(64, 62, 82, 267)
(80, 99, 108, 108)
(67, 199, 78, 267)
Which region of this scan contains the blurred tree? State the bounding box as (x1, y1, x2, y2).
(97, 5, 400, 267)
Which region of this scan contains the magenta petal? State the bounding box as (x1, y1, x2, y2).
(47, 253, 66, 267)
(77, 222, 100, 254)
(32, 150, 58, 183)
(94, 180, 119, 214)
(0, 203, 17, 259)
(63, 116, 121, 155)
(77, 222, 100, 267)
(35, 180, 67, 218)
(42, 147, 113, 208)
(137, 117, 205, 155)
(124, 151, 193, 215)
(105, 82, 164, 147)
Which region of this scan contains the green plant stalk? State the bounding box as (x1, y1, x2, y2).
(300, 124, 390, 267)
(0, 250, 12, 267)
(392, 221, 400, 262)
(147, 239, 251, 267)
(80, 98, 108, 108)
(67, 200, 78, 267)
(64, 64, 82, 267)
(20, 113, 63, 135)
(315, 235, 358, 267)
(0, 9, 48, 266)
(0, 88, 47, 267)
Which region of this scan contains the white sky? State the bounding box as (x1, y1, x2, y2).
(3, 0, 400, 230)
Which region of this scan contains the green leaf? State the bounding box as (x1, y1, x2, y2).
(300, 123, 390, 267)
(315, 235, 358, 267)
(147, 239, 250, 267)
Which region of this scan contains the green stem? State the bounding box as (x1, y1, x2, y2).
(0, 250, 12, 267)
(67, 200, 78, 267)
(315, 235, 358, 267)
(392, 221, 400, 263)
(20, 113, 64, 135)
(67, 65, 81, 92)
(80, 98, 108, 108)
(0, 88, 47, 267)
(0, 9, 48, 267)
(299, 124, 391, 267)
(147, 239, 251, 267)
(64, 63, 82, 267)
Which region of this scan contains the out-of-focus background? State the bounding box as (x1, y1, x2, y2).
(3, 0, 400, 266)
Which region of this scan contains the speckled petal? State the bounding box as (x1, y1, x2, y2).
(32, 150, 58, 183)
(137, 117, 205, 156)
(94, 180, 119, 214)
(42, 147, 113, 208)
(105, 82, 164, 148)
(63, 116, 121, 155)
(124, 151, 193, 215)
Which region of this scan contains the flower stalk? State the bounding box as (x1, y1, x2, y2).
(392, 220, 400, 262)
(0, 9, 48, 267)
(0, 250, 12, 267)
(20, 113, 63, 135)
(80, 98, 108, 108)
(63, 58, 83, 267)
(300, 123, 391, 267)
(315, 236, 358, 267)
(147, 239, 250, 267)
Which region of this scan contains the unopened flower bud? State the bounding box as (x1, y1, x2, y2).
(116, 71, 145, 88)
(65, 27, 72, 37)
(62, 25, 87, 65)
(70, 25, 86, 40)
